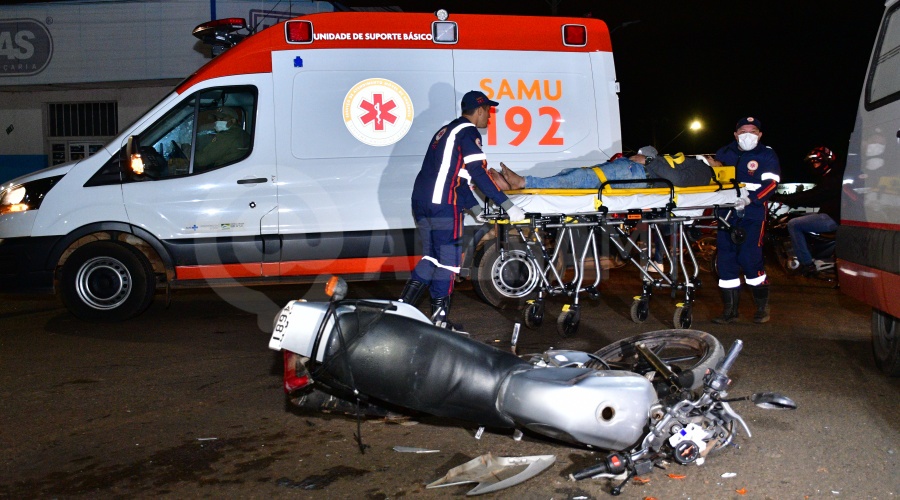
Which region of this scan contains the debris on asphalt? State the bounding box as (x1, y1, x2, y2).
(427, 453, 556, 495)
(392, 446, 439, 453)
(721, 472, 737, 478)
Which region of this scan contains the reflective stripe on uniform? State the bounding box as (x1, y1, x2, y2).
(432, 122, 476, 204)
(422, 255, 461, 274)
(761, 172, 780, 182)
(745, 274, 767, 286)
(718, 278, 741, 288)
(463, 153, 486, 163)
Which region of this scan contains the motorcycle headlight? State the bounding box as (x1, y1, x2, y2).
(0, 175, 63, 215)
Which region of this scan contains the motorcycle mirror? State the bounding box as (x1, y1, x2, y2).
(325, 276, 348, 301)
(751, 392, 797, 410)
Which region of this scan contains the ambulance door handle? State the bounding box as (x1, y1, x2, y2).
(237, 177, 268, 185)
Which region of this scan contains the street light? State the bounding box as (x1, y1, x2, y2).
(662, 119, 703, 151)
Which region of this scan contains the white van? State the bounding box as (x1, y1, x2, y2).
(0, 11, 622, 320)
(838, 0, 900, 375)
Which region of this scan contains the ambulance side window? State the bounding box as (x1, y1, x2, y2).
(133, 86, 257, 180)
(867, 3, 900, 109)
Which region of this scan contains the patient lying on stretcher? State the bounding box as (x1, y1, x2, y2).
(491, 145, 716, 191)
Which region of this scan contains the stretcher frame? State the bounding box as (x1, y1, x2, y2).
(483, 175, 744, 337)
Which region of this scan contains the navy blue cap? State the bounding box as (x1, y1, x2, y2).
(735, 116, 762, 131)
(461, 90, 499, 112)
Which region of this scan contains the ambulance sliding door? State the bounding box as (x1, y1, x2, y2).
(271, 48, 456, 277)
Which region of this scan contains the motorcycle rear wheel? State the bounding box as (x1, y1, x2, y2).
(592, 329, 724, 391)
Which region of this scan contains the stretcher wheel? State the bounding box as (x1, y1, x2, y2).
(674, 305, 693, 329)
(730, 227, 747, 245)
(557, 308, 580, 337)
(524, 301, 544, 328)
(630, 299, 649, 323)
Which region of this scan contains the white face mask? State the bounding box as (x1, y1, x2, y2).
(738, 133, 759, 151)
(214, 120, 229, 132)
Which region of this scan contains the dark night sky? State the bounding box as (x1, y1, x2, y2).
(344, 0, 886, 182)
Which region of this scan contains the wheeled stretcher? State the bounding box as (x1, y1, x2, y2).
(481, 168, 745, 336)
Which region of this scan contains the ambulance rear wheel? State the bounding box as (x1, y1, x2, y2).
(60, 242, 156, 322)
(472, 242, 539, 309)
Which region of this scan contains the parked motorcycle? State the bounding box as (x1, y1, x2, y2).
(766, 201, 836, 280)
(269, 277, 796, 495)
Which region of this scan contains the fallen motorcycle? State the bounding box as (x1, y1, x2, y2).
(268, 277, 796, 495)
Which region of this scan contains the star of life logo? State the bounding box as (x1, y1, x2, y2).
(343, 78, 414, 147)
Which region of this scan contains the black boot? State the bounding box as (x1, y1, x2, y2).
(431, 296, 467, 334)
(712, 288, 740, 324)
(398, 279, 426, 306)
(751, 285, 770, 323)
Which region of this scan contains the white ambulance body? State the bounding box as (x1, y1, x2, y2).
(0, 11, 621, 320)
(838, 0, 900, 375)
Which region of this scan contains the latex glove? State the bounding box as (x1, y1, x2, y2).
(506, 205, 527, 223)
(733, 196, 751, 210)
(474, 211, 488, 224)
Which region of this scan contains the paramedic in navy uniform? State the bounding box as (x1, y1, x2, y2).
(398, 90, 526, 329)
(707, 117, 780, 324)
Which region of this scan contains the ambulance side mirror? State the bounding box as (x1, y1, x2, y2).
(127, 136, 146, 176)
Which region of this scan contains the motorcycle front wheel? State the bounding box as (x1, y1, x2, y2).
(592, 329, 724, 391)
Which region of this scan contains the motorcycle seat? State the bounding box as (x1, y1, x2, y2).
(322, 308, 531, 428)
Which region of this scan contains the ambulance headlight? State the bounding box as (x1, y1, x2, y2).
(0, 175, 63, 215)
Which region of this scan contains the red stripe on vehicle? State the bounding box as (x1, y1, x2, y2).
(177, 256, 420, 280)
(841, 220, 900, 231)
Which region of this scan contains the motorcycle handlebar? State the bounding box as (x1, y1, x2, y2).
(718, 339, 744, 375)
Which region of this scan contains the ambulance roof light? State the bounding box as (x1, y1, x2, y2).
(432, 20, 457, 44)
(285, 20, 313, 44)
(562, 24, 587, 47)
(192, 17, 248, 54)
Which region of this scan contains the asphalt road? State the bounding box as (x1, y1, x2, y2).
(1, 264, 897, 499)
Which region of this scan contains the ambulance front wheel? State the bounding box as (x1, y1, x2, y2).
(59, 241, 156, 322)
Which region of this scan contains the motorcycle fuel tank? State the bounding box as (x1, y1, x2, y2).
(499, 366, 656, 449)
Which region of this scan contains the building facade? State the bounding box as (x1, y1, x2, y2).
(0, 0, 334, 183)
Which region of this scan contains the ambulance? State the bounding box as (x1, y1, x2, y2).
(838, 0, 900, 375)
(0, 10, 622, 321)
